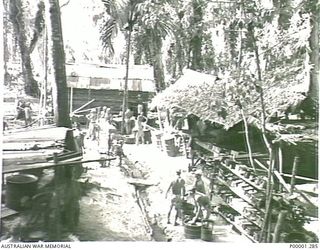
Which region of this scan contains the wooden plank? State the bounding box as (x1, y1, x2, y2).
(217, 211, 257, 243)
(220, 162, 263, 190)
(280, 173, 318, 182)
(274, 170, 291, 192)
(3, 149, 64, 166)
(4, 127, 70, 142)
(2, 156, 116, 174)
(1, 207, 19, 219)
(3, 141, 63, 151)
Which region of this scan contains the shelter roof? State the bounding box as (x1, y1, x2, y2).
(66, 63, 154, 81)
(151, 69, 309, 130)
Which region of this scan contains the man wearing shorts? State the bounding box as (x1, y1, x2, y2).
(188, 188, 211, 224)
(165, 170, 186, 225)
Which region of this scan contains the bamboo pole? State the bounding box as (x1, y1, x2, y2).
(278, 146, 283, 175)
(235, 2, 256, 173)
(272, 210, 287, 243)
(240, 108, 256, 172)
(290, 156, 300, 195)
(72, 99, 95, 114)
(259, 149, 275, 242)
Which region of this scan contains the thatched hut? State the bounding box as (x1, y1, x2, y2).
(151, 69, 317, 180)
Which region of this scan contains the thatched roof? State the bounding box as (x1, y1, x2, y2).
(151, 69, 309, 130)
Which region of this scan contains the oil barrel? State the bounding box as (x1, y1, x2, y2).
(201, 219, 214, 242)
(184, 222, 202, 239)
(164, 137, 177, 157)
(5, 174, 38, 211)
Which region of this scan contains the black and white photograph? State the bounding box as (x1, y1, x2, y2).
(0, 0, 319, 247)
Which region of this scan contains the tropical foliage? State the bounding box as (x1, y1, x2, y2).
(3, 0, 318, 125)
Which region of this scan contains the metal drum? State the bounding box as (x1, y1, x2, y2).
(5, 174, 38, 211)
(164, 137, 177, 157)
(201, 219, 214, 242)
(184, 222, 202, 239)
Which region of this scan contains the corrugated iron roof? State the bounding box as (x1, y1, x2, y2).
(65, 63, 156, 92)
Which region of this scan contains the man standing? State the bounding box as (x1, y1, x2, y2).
(124, 108, 133, 134)
(24, 102, 32, 126)
(135, 113, 148, 145)
(165, 170, 186, 225)
(193, 169, 206, 195)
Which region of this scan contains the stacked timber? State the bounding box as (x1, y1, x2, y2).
(1, 126, 85, 241)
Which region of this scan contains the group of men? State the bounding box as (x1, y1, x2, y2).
(165, 169, 212, 226)
(124, 105, 148, 145)
(86, 106, 114, 141)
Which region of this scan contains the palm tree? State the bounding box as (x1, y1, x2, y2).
(133, 0, 176, 91)
(189, 0, 205, 71)
(44, 0, 71, 128)
(100, 0, 142, 134)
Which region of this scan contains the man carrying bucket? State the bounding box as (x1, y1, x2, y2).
(165, 170, 186, 225)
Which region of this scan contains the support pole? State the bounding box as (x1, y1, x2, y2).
(272, 210, 287, 243)
(290, 156, 299, 195)
(70, 86, 73, 114)
(52, 152, 61, 240)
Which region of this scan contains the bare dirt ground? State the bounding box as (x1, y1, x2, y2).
(75, 139, 151, 241)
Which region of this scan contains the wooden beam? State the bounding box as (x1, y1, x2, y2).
(72, 99, 95, 114)
(290, 157, 299, 195)
(3, 156, 116, 174)
(274, 170, 290, 192)
(280, 173, 318, 182)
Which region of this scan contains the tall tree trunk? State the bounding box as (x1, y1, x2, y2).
(121, 24, 133, 134)
(4, 0, 10, 84)
(309, 1, 319, 116)
(190, 0, 204, 71)
(9, 0, 39, 97)
(152, 35, 165, 91)
(45, 0, 71, 128)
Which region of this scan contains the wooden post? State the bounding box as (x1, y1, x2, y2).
(157, 106, 163, 131)
(69, 86, 73, 114)
(240, 108, 256, 172)
(52, 152, 61, 240)
(272, 210, 287, 243)
(259, 148, 275, 242)
(290, 156, 300, 195)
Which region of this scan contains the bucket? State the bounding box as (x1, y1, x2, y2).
(164, 137, 177, 157)
(184, 222, 202, 239)
(5, 174, 38, 211)
(201, 219, 214, 242)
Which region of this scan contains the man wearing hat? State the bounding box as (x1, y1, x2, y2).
(165, 170, 186, 225)
(193, 169, 206, 195)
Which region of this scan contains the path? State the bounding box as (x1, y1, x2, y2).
(75, 140, 151, 241)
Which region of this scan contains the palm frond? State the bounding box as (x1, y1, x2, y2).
(99, 18, 117, 55)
